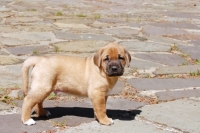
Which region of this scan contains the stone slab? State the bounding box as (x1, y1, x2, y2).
(57, 119, 170, 133)
(154, 65, 200, 75)
(150, 22, 200, 30)
(54, 23, 90, 29)
(0, 101, 12, 111)
(1, 32, 53, 41)
(0, 56, 23, 65)
(127, 78, 200, 91)
(119, 41, 171, 52)
(54, 31, 114, 41)
(130, 59, 163, 69)
(142, 25, 188, 36)
(139, 99, 200, 133)
(6, 45, 52, 55)
(103, 28, 140, 39)
(55, 18, 94, 24)
(0, 36, 32, 46)
(52, 41, 107, 53)
(156, 89, 200, 101)
(0, 26, 18, 32)
(6, 17, 43, 23)
(16, 97, 146, 128)
(0, 114, 55, 133)
(178, 45, 200, 61)
(135, 53, 186, 66)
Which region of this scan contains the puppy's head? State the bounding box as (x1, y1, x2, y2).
(94, 43, 131, 77)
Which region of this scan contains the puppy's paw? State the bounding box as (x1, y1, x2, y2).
(99, 117, 114, 125)
(24, 118, 36, 126)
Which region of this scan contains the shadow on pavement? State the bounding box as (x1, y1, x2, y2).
(34, 107, 142, 121)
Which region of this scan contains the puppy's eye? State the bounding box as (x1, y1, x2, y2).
(118, 56, 124, 60)
(104, 56, 109, 61)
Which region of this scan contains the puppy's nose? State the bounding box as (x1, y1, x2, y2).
(112, 66, 118, 71)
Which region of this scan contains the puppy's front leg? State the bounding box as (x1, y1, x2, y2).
(90, 92, 113, 125)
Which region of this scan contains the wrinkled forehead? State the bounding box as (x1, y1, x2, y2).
(102, 46, 124, 58)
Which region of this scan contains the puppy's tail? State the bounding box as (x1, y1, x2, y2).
(21, 56, 40, 96)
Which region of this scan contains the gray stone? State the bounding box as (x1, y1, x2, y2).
(0, 101, 12, 111)
(103, 28, 140, 39)
(119, 41, 171, 52)
(1, 32, 53, 42)
(57, 119, 170, 133)
(16, 24, 56, 32)
(0, 26, 18, 32)
(6, 45, 52, 56)
(151, 22, 200, 30)
(190, 40, 200, 46)
(6, 17, 43, 23)
(0, 7, 11, 12)
(127, 78, 200, 91)
(0, 114, 55, 133)
(178, 45, 200, 61)
(135, 53, 186, 66)
(142, 25, 188, 36)
(54, 31, 114, 41)
(130, 59, 163, 69)
(0, 56, 23, 65)
(54, 23, 90, 29)
(154, 65, 200, 75)
(156, 89, 200, 101)
(8, 90, 24, 99)
(0, 37, 32, 46)
(52, 41, 107, 53)
(139, 99, 200, 133)
(55, 18, 94, 25)
(0, 51, 8, 55)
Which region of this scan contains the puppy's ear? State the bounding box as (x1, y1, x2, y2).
(124, 49, 131, 67)
(94, 48, 104, 67)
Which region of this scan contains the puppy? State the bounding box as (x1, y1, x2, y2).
(21, 43, 131, 126)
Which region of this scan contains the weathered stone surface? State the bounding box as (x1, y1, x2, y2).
(164, 34, 200, 41)
(6, 17, 43, 23)
(156, 89, 200, 101)
(0, 36, 32, 46)
(119, 41, 171, 52)
(127, 78, 200, 91)
(151, 22, 200, 30)
(54, 23, 90, 29)
(154, 65, 200, 75)
(0, 26, 18, 32)
(0, 50, 8, 55)
(0, 102, 12, 111)
(54, 31, 114, 41)
(130, 59, 163, 69)
(0, 7, 11, 12)
(55, 18, 94, 24)
(178, 45, 200, 61)
(135, 53, 186, 66)
(6, 45, 52, 55)
(52, 41, 107, 52)
(0, 56, 23, 65)
(1, 32, 53, 41)
(16, 24, 56, 32)
(58, 119, 170, 133)
(139, 99, 200, 133)
(0, 114, 55, 133)
(103, 28, 140, 39)
(142, 25, 188, 36)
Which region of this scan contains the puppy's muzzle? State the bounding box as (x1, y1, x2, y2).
(106, 61, 124, 76)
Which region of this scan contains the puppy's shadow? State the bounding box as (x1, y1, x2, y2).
(34, 107, 141, 121)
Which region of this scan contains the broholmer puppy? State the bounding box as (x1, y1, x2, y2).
(21, 43, 131, 126)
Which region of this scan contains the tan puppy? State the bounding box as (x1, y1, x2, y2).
(21, 43, 131, 126)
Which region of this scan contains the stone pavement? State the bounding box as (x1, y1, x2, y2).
(0, 0, 200, 133)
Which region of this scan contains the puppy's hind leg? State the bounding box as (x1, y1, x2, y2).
(21, 85, 53, 125)
(34, 101, 51, 117)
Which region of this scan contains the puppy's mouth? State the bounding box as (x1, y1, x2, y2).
(106, 63, 124, 77)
